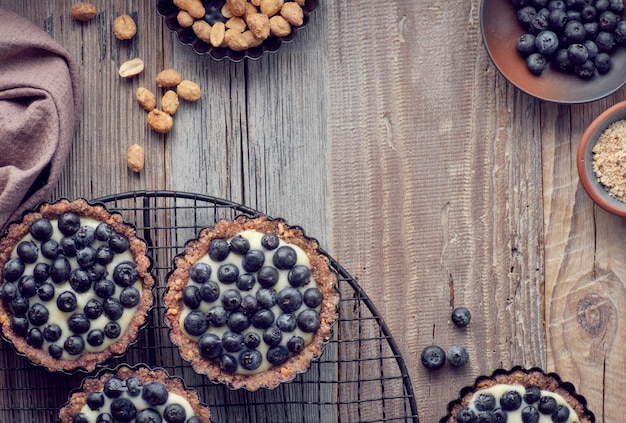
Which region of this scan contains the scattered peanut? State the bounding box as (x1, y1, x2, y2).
(70, 2, 97, 22)
(162, 90, 180, 115)
(126, 144, 145, 172)
(147, 109, 174, 134)
(280, 2, 303, 26)
(112, 14, 137, 40)
(173, 0, 206, 19)
(176, 80, 202, 101)
(192, 20, 212, 43)
(135, 87, 157, 111)
(118, 58, 145, 78)
(177, 10, 195, 27)
(269, 15, 291, 37)
(155, 69, 182, 88)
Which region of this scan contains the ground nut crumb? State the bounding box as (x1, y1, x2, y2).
(162, 90, 180, 115)
(118, 58, 144, 78)
(176, 10, 195, 27)
(269, 15, 291, 37)
(176, 80, 202, 101)
(192, 20, 212, 42)
(173, 0, 206, 19)
(210, 22, 226, 47)
(592, 119, 626, 202)
(260, 0, 284, 17)
(127, 144, 145, 172)
(70, 2, 97, 22)
(155, 69, 182, 88)
(281, 2, 304, 26)
(112, 14, 137, 40)
(147, 109, 174, 133)
(135, 87, 156, 111)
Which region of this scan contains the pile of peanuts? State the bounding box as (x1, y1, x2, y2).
(174, 0, 306, 52)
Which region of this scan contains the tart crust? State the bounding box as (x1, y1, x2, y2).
(164, 215, 339, 391)
(58, 365, 212, 423)
(0, 198, 154, 372)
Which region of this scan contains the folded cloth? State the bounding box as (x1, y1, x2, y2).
(0, 8, 81, 230)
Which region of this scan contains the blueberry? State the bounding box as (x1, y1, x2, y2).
(475, 393, 497, 411)
(537, 396, 557, 414)
(57, 291, 77, 312)
(112, 262, 138, 287)
(455, 407, 476, 423)
(3, 258, 25, 282)
(261, 233, 280, 250)
(287, 335, 305, 353)
(239, 348, 262, 370)
(43, 323, 62, 342)
(29, 218, 53, 242)
(451, 307, 472, 327)
(244, 332, 261, 348)
(96, 414, 115, 423)
(574, 60, 596, 78)
(199, 281, 220, 302)
(95, 222, 114, 241)
(94, 279, 116, 299)
(595, 0, 610, 12)
(227, 311, 250, 332)
(518, 6, 538, 26)
(182, 285, 202, 309)
(189, 262, 211, 284)
(142, 382, 169, 406)
(184, 310, 209, 336)
(528, 12, 550, 34)
(222, 331, 244, 352)
(58, 212, 81, 236)
(103, 297, 124, 321)
(217, 263, 239, 283)
(583, 21, 600, 39)
(26, 327, 43, 348)
(68, 313, 90, 334)
(263, 325, 283, 346)
(236, 273, 256, 291)
(257, 266, 279, 288)
(535, 30, 559, 55)
(76, 247, 97, 269)
(11, 296, 29, 316)
(267, 345, 290, 365)
(446, 345, 469, 367)
(521, 405, 540, 423)
(48, 344, 63, 359)
(303, 287, 323, 308)
(74, 225, 95, 248)
(595, 52, 612, 73)
(73, 414, 88, 423)
(524, 387, 541, 403)
(33, 263, 51, 284)
(50, 257, 71, 284)
(16, 241, 38, 264)
(41, 239, 60, 260)
(108, 234, 130, 253)
(69, 269, 92, 293)
(552, 405, 570, 422)
(110, 397, 137, 422)
(566, 10, 581, 22)
(595, 31, 614, 51)
(136, 409, 163, 423)
(526, 52, 548, 74)
(229, 234, 250, 254)
(599, 10, 619, 31)
(547, 8, 568, 30)
(256, 287, 277, 309)
(104, 377, 125, 398)
(277, 287, 303, 313)
(220, 354, 238, 373)
(60, 236, 78, 257)
(10, 315, 29, 335)
(580, 5, 597, 21)
(207, 306, 227, 327)
(252, 308, 275, 329)
(547, 0, 565, 10)
(64, 334, 85, 355)
(501, 390, 523, 411)
(609, 0, 624, 13)
(563, 19, 587, 43)
(614, 20, 626, 44)
(18, 275, 37, 297)
(276, 313, 297, 332)
(288, 265, 311, 287)
(87, 329, 104, 346)
(96, 245, 114, 265)
(126, 376, 142, 396)
(104, 321, 121, 339)
(420, 345, 446, 370)
(0, 282, 17, 303)
(208, 239, 230, 261)
(475, 411, 495, 423)
(242, 249, 265, 272)
(582, 40, 599, 60)
(197, 332, 222, 359)
(220, 289, 241, 311)
(27, 303, 49, 326)
(186, 418, 201, 423)
(567, 43, 589, 63)
(86, 391, 105, 410)
(164, 403, 187, 423)
(297, 309, 320, 333)
(120, 286, 141, 308)
(86, 263, 106, 282)
(273, 246, 297, 269)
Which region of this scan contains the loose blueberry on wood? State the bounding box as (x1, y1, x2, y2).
(420, 345, 446, 370)
(451, 307, 472, 327)
(447, 345, 469, 367)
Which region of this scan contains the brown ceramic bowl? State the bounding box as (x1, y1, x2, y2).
(480, 0, 626, 104)
(577, 100, 626, 217)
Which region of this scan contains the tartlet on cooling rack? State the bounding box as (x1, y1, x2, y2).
(59, 364, 212, 423)
(164, 215, 339, 391)
(0, 199, 154, 373)
(440, 367, 595, 423)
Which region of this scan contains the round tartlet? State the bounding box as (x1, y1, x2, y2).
(0, 199, 154, 372)
(59, 364, 212, 423)
(164, 215, 339, 391)
(440, 367, 595, 423)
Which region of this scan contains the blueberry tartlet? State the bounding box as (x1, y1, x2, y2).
(164, 215, 339, 391)
(0, 199, 154, 372)
(441, 367, 594, 423)
(59, 364, 212, 423)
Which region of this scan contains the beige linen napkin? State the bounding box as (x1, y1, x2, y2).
(0, 8, 81, 229)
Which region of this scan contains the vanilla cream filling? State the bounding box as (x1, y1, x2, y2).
(468, 384, 579, 423)
(10, 217, 141, 360)
(179, 229, 320, 374)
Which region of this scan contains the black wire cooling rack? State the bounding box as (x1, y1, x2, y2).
(0, 190, 419, 423)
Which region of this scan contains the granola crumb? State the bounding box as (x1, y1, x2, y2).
(592, 119, 626, 203)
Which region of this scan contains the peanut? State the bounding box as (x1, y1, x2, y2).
(112, 14, 137, 40)
(135, 87, 157, 111)
(281, 2, 303, 26)
(118, 58, 144, 78)
(173, 0, 206, 19)
(221, 4, 234, 19)
(126, 144, 145, 173)
(176, 80, 202, 101)
(226, 17, 247, 33)
(227, 0, 247, 17)
(192, 20, 212, 43)
(210, 22, 226, 47)
(251, 0, 262, 6)
(241, 30, 264, 48)
(246, 13, 270, 40)
(162, 90, 180, 115)
(147, 109, 174, 133)
(294, 0, 305, 6)
(224, 28, 249, 51)
(70, 2, 97, 22)
(176, 10, 195, 27)
(155, 69, 182, 88)
(269, 15, 291, 37)
(260, 0, 284, 17)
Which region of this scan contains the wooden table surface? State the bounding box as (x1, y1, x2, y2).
(1, 1, 625, 422)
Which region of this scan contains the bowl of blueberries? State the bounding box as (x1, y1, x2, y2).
(480, 0, 626, 104)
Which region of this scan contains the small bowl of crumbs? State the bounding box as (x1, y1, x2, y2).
(578, 100, 626, 217)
